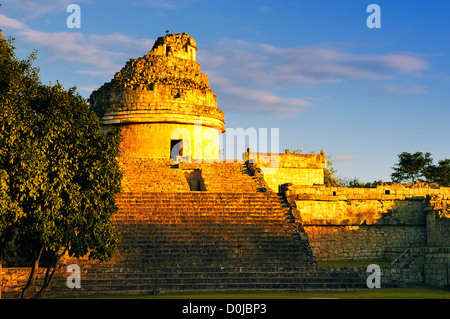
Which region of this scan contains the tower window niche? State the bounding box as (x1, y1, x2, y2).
(170, 139, 183, 160)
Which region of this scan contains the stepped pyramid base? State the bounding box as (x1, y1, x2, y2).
(1, 265, 405, 298)
(108, 191, 315, 269)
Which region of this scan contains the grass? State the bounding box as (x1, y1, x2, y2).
(317, 260, 394, 267)
(55, 260, 449, 299)
(64, 284, 450, 299)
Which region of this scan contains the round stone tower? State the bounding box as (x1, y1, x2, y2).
(89, 33, 225, 162)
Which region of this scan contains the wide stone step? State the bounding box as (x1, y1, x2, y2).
(3, 265, 402, 298)
(100, 190, 313, 277)
(42, 265, 402, 296)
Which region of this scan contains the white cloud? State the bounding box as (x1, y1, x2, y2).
(21, 30, 124, 69)
(0, 13, 29, 29)
(0, 14, 154, 70)
(209, 75, 311, 117)
(376, 84, 428, 95)
(5, 0, 88, 17)
(77, 69, 118, 77)
(0, 13, 432, 118)
(199, 39, 429, 87)
(197, 38, 430, 117)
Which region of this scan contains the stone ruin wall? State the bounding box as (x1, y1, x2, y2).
(426, 198, 450, 246)
(116, 122, 221, 159)
(285, 184, 450, 261)
(243, 151, 450, 266)
(90, 84, 222, 123)
(245, 151, 326, 192)
(89, 33, 220, 120)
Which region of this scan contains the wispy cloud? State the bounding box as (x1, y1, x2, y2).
(0, 13, 432, 117)
(336, 155, 356, 163)
(0, 14, 154, 70)
(376, 84, 428, 95)
(77, 69, 119, 77)
(210, 75, 312, 118)
(0, 13, 155, 97)
(199, 39, 429, 87)
(0, 13, 29, 29)
(76, 85, 102, 94)
(4, 0, 88, 19)
(198, 38, 429, 117)
(135, 0, 203, 10)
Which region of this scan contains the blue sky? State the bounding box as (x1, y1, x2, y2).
(1, 0, 450, 182)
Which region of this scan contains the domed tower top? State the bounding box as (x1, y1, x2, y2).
(151, 32, 198, 61)
(89, 33, 225, 161)
(89, 32, 224, 131)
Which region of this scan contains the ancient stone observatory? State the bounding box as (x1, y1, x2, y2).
(89, 33, 225, 161)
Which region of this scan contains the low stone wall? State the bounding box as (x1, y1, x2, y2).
(389, 247, 450, 288)
(285, 184, 450, 261)
(0, 267, 65, 298)
(424, 248, 450, 287)
(427, 200, 450, 246)
(288, 184, 450, 200)
(303, 224, 426, 261)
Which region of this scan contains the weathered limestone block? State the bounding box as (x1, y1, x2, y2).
(244, 151, 326, 190)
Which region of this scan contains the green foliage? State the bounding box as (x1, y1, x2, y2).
(0, 31, 122, 297)
(0, 32, 40, 258)
(338, 178, 384, 188)
(15, 83, 123, 262)
(323, 155, 339, 187)
(422, 159, 450, 187)
(391, 152, 450, 186)
(391, 152, 433, 184)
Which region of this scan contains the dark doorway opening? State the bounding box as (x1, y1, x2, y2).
(171, 139, 183, 160)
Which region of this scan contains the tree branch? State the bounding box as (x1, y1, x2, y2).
(35, 248, 67, 299)
(21, 246, 43, 299)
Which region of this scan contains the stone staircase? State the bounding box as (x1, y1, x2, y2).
(2, 264, 404, 298)
(178, 162, 263, 192)
(110, 192, 313, 269)
(118, 159, 263, 193)
(200, 162, 261, 192)
(119, 157, 190, 192)
(24, 265, 404, 298)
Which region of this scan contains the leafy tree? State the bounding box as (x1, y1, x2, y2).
(423, 159, 450, 187)
(0, 32, 122, 298)
(0, 31, 41, 299)
(391, 152, 433, 184)
(338, 177, 384, 188)
(323, 155, 339, 187)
